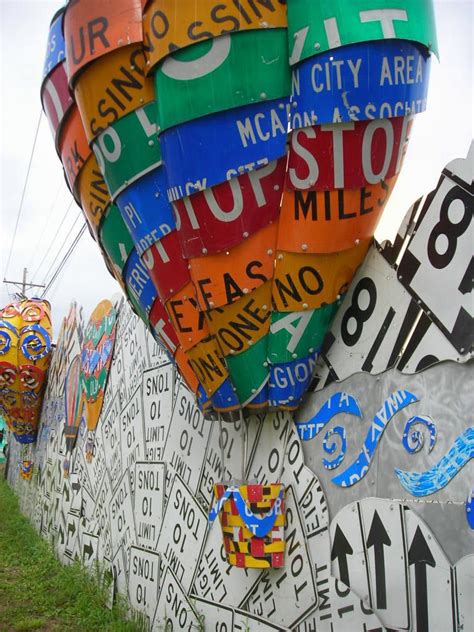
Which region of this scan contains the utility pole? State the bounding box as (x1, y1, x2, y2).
(3, 267, 45, 298)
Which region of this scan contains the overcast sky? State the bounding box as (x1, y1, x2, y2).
(1, 0, 472, 338)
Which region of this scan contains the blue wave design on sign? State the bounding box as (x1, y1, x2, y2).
(395, 427, 474, 497)
(466, 489, 474, 530)
(332, 389, 418, 488)
(402, 415, 437, 454)
(295, 392, 362, 441)
(322, 426, 347, 470)
(208, 487, 284, 537)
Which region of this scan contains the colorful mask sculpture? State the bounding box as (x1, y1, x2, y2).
(0, 299, 53, 443)
(42, 1, 437, 417)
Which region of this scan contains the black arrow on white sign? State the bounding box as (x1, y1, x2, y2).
(331, 524, 353, 587)
(67, 521, 76, 538)
(366, 510, 391, 610)
(83, 542, 94, 560)
(408, 526, 436, 632)
(71, 480, 81, 493)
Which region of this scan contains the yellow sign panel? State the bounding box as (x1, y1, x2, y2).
(74, 44, 154, 141)
(187, 336, 229, 396)
(190, 222, 278, 310)
(272, 241, 370, 312)
(205, 281, 272, 356)
(143, 0, 288, 68)
(76, 153, 111, 236)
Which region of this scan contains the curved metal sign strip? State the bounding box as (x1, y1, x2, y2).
(268, 349, 319, 410)
(173, 157, 285, 259)
(76, 154, 111, 237)
(60, 106, 91, 191)
(287, 116, 413, 191)
(165, 282, 211, 352)
(155, 29, 291, 131)
(64, 0, 144, 83)
(291, 40, 431, 128)
(288, 0, 438, 65)
(272, 240, 370, 312)
(92, 102, 161, 200)
(41, 63, 74, 146)
(189, 222, 278, 309)
(42, 8, 66, 80)
(99, 204, 134, 275)
(186, 336, 229, 397)
(226, 334, 269, 406)
(74, 44, 154, 142)
(142, 230, 191, 301)
(278, 177, 398, 253)
(124, 249, 158, 315)
(143, 0, 288, 68)
(115, 167, 175, 256)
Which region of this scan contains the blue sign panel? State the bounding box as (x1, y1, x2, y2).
(211, 378, 240, 412)
(116, 168, 175, 256)
(160, 97, 290, 201)
(268, 351, 319, 409)
(291, 40, 431, 128)
(295, 392, 362, 441)
(43, 11, 66, 79)
(124, 249, 158, 315)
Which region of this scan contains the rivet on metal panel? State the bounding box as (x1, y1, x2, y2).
(278, 103, 285, 110)
(301, 244, 308, 251)
(260, 92, 267, 99)
(148, 140, 154, 146)
(267, 249, 273, 255)
(315, 43, 320, 50)
(273, 185, 280, 191)
(243, 232, 249, 238)
(202, 248, 208, 255)
(302, 303, 308, 309)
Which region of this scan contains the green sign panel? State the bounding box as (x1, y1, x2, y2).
(268, 302, 340, 364)
(92, 102, 162, 200)
(99, 204, 134, 275)
(155, 28, 291, 132)
(226, 335, 268, 406)
(288, 0, 438, 65)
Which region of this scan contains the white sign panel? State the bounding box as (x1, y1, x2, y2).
(109, 470, 136, 556)
(157, 473, 207, 593)
(153, 567, 202, 632)
(162, 383, 211, 495)
(101, 392, 123, 488)
(454, 555, 474, 632)
(122, 313, 149, 400)
(128, 545, 160, 623)
(120, 386, 145, 493)
(134, 461, 166, 550)
(142, 364, 174, 461)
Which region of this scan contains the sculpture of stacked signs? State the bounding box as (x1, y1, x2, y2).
(42, 0, 436, 568)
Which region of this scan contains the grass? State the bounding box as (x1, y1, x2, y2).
(0, 469, 146, 632)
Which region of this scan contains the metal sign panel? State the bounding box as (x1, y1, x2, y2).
(279, 177, 397, 254)
(73, 44, 153, 141)
(454, 555, 474, 632)
(109, 469, 136, 556)
(397, 169, 473, 355)
(287, 116, 411, 191)
(320, 244, 420, 383)
(60, 106, 91, 191)
(157, 473, 207, 593)
(272, 241, 369, 312)
(134, 461, 165, 550)
(93, 102, 161, 200)
(64, 0, 144, 82)
(143, 0, 287, 66)
(76, 153, 110, 237)
(156, 29, 290, 131)
(142, 230, 190, 301)
(128, 545, 160, 624)
(41, 63, 73, 142)
(165, 282, 209, 352)
(101, 392, 122, 486)
(242, 487, 318, 628)
(124, 249, 158, 316)
(119, 386, 146, 493)
(288, 0, 438, 64)
(142, 364, 174, 461)
(160, 98, 289, 198)
(152, 567, 202, 631)
(116, 167, 175, 257)
(190, 222, 277, 309)
(43, 9, 65, 79)
(162, 383, 211, 494)
(173, 158, 284, 259)
(291, 40, 431, 128)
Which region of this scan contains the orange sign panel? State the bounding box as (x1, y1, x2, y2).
(143, 0, 288, 68)
(165, 282, 210, 351)
(60, 106, 91, 191)
(175, 346, 199, 394)
(189, 222, 278, 310)
(278, 177, 398, 253)
(76, 153, 111, 236)
(74, 44, 154, 141)
(205, 282, 272, 356)
(272, 240, 370, 312)
(65, 0, 144, 82)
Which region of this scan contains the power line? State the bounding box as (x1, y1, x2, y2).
(41, 223, 87, 298)
(26, 179, 66, 271)
(30, 199, 75, 282)
(3, 109, 43, 279)
(40, 210, 82, 284)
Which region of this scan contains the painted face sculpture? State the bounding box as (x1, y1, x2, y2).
(0, 299, 53, 443)
(42, 1, 437, 416)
